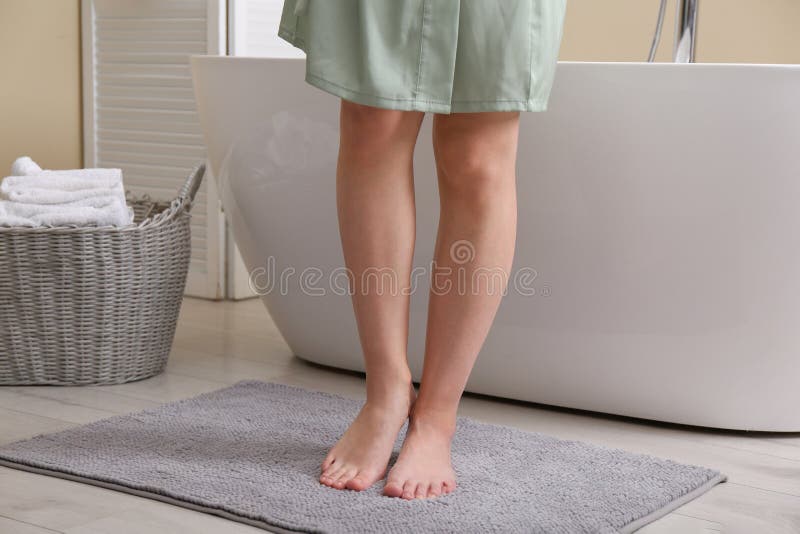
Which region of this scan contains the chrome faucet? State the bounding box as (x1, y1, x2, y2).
(673, 0, 698, 62)
(648, 0, 699, 63)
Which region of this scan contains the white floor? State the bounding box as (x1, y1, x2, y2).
(1, 297, 798, 534)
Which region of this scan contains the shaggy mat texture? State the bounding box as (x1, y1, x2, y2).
(0, 380, 725, 533)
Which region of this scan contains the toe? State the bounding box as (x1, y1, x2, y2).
(335, 467, 357, 489)
(428, 483, 442, 498)
(345, 472, 372, 491)
(321, 454, 335, 472)
(415, 483, 429, 500)
(383, 478, 404, 498)
(319, 465, 337, 486)
(328, 464, 346, 478)
(442, 480, 456, 494)
(401, 481, 417, 500)
(320, 460, 338, 479)
(321, 471, 341, 487)
(325, 466, 346, 488)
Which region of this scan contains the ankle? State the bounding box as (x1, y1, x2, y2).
(365, 367, 414, 408)
(409, 404, 457, 438)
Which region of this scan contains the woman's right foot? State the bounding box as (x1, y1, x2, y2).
(319, 378, 415, 491)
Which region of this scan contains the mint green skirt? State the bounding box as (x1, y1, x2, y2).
(278, 0, 567, 114)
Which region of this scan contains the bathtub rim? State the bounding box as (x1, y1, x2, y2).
(191, 55, 800, 71)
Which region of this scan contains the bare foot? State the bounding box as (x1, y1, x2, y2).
(320, 379, 415, 491)
(383, 409, 457, 499)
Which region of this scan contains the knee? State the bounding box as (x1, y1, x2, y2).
(339, 101, 415, 165)
(433, 131, 511, 206)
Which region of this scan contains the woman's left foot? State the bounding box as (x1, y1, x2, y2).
(383, 410, 457, 499)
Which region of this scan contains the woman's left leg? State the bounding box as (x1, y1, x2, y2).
(384, 111, 521, 499)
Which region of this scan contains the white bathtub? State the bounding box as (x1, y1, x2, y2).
(191, 57, 800, 431)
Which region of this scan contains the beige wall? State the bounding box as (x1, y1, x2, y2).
(0, 0, 82, 173)
(560, 0, 800, 64)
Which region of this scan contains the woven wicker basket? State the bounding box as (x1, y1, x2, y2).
(0, 164, 205, 385)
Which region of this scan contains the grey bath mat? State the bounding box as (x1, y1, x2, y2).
(0, 381, 725, 533)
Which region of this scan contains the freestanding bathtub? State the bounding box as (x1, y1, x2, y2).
(191, 57, 800, 431)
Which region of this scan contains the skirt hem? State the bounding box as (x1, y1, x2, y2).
(305, 73, 549, 114)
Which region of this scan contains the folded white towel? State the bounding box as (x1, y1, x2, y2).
(3, 182, 125, 204)
(10, 156, 43, 177)
(61, 194, 125, 209)
(0, 197, 133, 227)
(0, 208, 36, 227)
(1, 168, 123, 195)
(64, 194, 135, 224)
(0, 157, 134, 227)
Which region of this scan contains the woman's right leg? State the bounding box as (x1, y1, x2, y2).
(319, 99, 424, 491)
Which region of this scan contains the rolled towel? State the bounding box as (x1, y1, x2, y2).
(1, 168, 123, 195)
(11, 156, 43, 177)
(0, 197, 133, 227)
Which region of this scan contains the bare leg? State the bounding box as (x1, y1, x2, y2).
(319, 100, 424, 491)
(384, 111, 520, 499)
